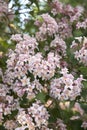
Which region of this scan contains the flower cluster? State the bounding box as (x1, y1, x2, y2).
(0, 0, 8, 17)
(71, 36, 87, 66)
(57, 18, 72, 39)
(50, 68, 83, 100)
(4, 120, 18, 130)
(51, 0, 84, 22)
(81, 121, 87, 129)
(2, 33, 62, 102)
(3, 34, 42, 98)
(0, 83, 20, 124)
(29, 52, 61, 80)
(76, 19, 87, 29)
(56, 118, 67, 130)
(17, 100, 50, 130)
(0, 0, 14, 21)
(50, 35, 67, 56)
(36, 13, 58, 41)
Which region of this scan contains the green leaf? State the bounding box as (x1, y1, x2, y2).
(79, 67, 87, 76)
(36, 91, 47, 103)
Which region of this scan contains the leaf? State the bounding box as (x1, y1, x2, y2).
(79, 67, 87, 76)
(36, 91, 47, 103)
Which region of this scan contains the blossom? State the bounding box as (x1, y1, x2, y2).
(0, 1, 8, 17)
(50, 36, 67, 56)
(11, 34, 22, 42)
(28, 52, 60, 80)
(66, 6, 84, 22)
(17, 101, 50, 129)
(81, 121, 87, 129)
(3, 34, 43, 99)
(17, 110, 35, 130)
(50, 68, 83, 100)
(36, 13, 58, 41)
(0, 0, 14, 21)
(4, 120, 18, 130)
(28, 100, 50, 128)
(56, 118, 67, 130)
(72, 102, 84, 115)
(51, 0, 63, 15)
(15, 126, 28, 130)
(71, 36, 87, 66)
(76, 19, 87, 29)
(57, 18, 72, 39)
(51, 0, 84, 22)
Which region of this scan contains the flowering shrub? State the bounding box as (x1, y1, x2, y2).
(0, 0, 87, 130)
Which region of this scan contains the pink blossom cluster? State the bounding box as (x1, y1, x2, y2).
(0, 82, 50, 129)
(56, 118, 67, 130)
(35, 13, 72, 40)
(3, 34, 62, 96)
(76, 19, 87, 29)
(17, 100, 50, 130)
(50, 68, 83, 100)
(51, 0, 84, 22)
(36, 13, 58, 41)
(0, 84, 20, 124)
(2, 100, 51, 130)
(0, 33, 68, 129)
(57, 18, 72, 39)
(0, 0, 8, 17)
(46, 0, 84, 39)
(50, 35, 67, 56)
(0, 32, 64, 129)
(71, 37, 87, 66)
(81, 121, 87, 129)
(28, 52, 61, 80)
(35, 1, 84, 41)
(4, 120, 18, 130)
(0, 0, 14, 21)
